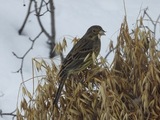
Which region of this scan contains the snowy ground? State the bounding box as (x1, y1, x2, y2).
(0, 0, 159, 119)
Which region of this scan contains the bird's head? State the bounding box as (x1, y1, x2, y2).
(86, 25, 106, 39)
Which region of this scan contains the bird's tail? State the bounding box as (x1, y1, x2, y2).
(53, 76, 66, 105)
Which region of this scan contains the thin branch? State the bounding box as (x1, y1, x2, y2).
(30, 0, 49, 14)
(142, 9, 160, 38)
(144, 9, 154, 25)
(49, 0, 56, 58)
(49, 0, 56, 41)
(34, 0, 52, 40)
(105, 47, 117, 59)
(13, 31, 43, 81)
(136, 3, 144, 21)
(19, 0, 33, 35)
(154, 15, 160, 37)
(139, 18, 160, 24)
(38, 10, 49, 16)
(12, 52, 23, 59)
(19, 0, 56, 58)
(0, 110, 17, 120)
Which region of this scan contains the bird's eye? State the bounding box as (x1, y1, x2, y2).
(92, 29, 96, 33)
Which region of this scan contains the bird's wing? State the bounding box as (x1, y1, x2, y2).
(59, 37, 95, 75)
(54, 38, 95, 105)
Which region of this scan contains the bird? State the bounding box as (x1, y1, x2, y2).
(53, 25, 105, 105)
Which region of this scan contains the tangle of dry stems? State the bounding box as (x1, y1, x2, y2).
(16, 17, 160, 120)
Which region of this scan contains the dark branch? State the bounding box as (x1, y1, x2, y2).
(13, 31, 43, 80)
(142, 9, 160, 38)
(105, 47, 117, 59)
(0, 110, 17, 120)
(19, 0, 33, 35)
(34, 0, 52, 40)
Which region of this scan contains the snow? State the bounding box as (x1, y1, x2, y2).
(0, 0, 159, 119)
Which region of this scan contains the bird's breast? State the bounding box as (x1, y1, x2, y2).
(93, 38, 101, 56)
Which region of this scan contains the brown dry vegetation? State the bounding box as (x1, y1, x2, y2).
(17, 17, 160, 120)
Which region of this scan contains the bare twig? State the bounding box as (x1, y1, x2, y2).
(30, 0, 49, 14)
(49, 0, 56, 58)
(0, 110, 17, 120)
(140, 19, 160, 24)
(105, 47, 117, 59)
(142, 9, 160, 37)
(34, 0, 56, 58)
(19, 0, 33, 35)
(13, 31, 43, 80)
(143, 9, 154, 25)
(34, 0, 51, 40)
(19, 0, 56, 58)
(49, 0, 56, 41)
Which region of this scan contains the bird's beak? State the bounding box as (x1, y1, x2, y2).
(99, 30, 106, 36)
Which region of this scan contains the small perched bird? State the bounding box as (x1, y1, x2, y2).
(53, 25, 105, 105)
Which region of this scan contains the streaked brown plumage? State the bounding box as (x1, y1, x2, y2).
(53, 25, 105, 105)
